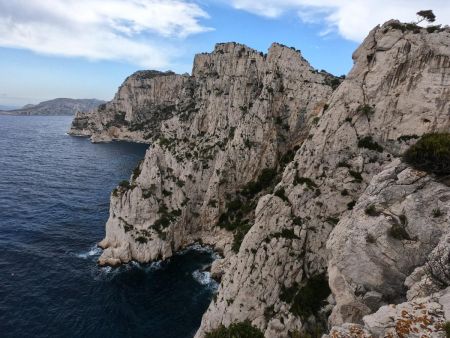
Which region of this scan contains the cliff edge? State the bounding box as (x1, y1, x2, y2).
(70, 21, 450, 338)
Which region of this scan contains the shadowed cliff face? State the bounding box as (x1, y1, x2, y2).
(71, 21, 450, 338)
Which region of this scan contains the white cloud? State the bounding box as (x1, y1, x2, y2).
(230, 0, 450, 41)
(0, 0, 211, 68)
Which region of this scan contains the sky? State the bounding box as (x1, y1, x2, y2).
(0, 0, 449, 107)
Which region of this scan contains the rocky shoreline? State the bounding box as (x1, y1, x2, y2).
(70, 20, 450, 337)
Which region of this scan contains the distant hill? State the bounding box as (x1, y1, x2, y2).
(0, 98, 105, 116)
(0, 105, 20, 111)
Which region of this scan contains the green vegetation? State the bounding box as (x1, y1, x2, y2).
(356, 104, 375, 116)
(119, 180, 131, 189)
(325, 217, 339, 226)
(205, 321, 264, 338)
(274, 187, 289, 202)
(365, 204, 380, 216)
(118, 217, 134, 232)
(347, 200, 356, 210)
(270, 228, 300, 240)
(387, 21, 421, 33)
(231, 222, 252, 253)
(132, 162, 142, 181)
(337, 160, 351, 168)
(403, 133, 450, 176)
(293, 175, 317, 190)
(426, 25, 443, 33)
(443, 321, 450, 338)
(433, 208, 443, 217)
(366, 234, 376, 244)
(416, 10, 436, 23)
(286, 274, 331, 321)
(397, 134, 419, 142)
(135, 236, 148, 244)
(241, 168, 277, 197)
(358, 136, 383, 152)
(389, 215, 411, 241)
(349, 170, 363, 182)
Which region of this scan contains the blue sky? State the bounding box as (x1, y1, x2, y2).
(0, 0, 448, 107)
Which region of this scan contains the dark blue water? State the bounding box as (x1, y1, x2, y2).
(0, 116, 217, 338)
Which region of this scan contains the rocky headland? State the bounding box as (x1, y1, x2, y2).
(1, 98, 104, 116)
(70, 20, 450, 337)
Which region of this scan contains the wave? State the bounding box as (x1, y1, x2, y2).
(76, 245, 102, 259)
(192, 269, 219, 291)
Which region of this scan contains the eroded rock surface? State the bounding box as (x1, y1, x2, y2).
(70, 21, 450, 338)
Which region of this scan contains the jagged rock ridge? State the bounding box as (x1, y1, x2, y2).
(70, 21, 450, 338)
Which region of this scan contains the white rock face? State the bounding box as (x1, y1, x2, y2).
(326, 288, 450, 338)
(71, 42, 335, 267)
(70, 21, 450, 338)
(195, 21, 450, 337)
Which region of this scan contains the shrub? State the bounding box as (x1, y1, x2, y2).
(349, 170, 363, 182)
(341, 189, 349, 196)
(365, 204, 380, 216)
(366, 234, 376, 243)
(389, 215, 411, 241)
(337, 160, 351, 168)
(358, 136, 383, 152)
(132, 163, 142, 181)
(274, 187, 289, 202)
(290, 274, 331, 320)
(205, 320, 264, 338)
(357, 104, 375, 116)
(426, 25, 442, 33)
(135, 236, 148, 244)
(119, 180, 131, 189)
(389, 224, 410, 240)
(271, 228, 300, 240)
(294, 175, 317, 189)
(326, 217, 339, 225)
(347, 201, 356, 210)
(232, 223, 252, 253)
(443, 321, 450, 338)
(403, 133, 450, 176)
(280, 283, 298, 303)
(242, 168, 277, 197)
(432, 208, 443, 217)
(397, 134, 419, 142)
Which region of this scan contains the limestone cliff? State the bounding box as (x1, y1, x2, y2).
(70, 42, 336, 266)
(195, 21, 450, 337)
(71, 21, 450, 338)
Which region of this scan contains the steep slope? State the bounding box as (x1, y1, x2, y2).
(195, 21, 450, 337)
(70, 42, 336, 266)
(0, 98, 104, 116)
(70, 20, 450, 338)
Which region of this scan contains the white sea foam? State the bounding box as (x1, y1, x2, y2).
(76, 245, 102, 259)
(192, 270, 219, 291)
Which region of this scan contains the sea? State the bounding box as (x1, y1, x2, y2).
(0, 116, 218, 338)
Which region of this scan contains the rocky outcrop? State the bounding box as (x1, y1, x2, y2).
(196, 21, 450, 337)
(325, 287, 450, 337)
(71, 20, 450, 338)
(72, 42, 336, 266)
(0, 98, 104, 116)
